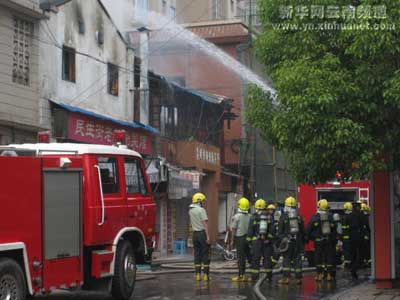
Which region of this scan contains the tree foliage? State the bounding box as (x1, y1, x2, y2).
(247, 0, 400, 183)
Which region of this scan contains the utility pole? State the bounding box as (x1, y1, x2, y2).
(248, 0, 256, 201)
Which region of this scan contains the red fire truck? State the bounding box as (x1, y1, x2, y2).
(0, 140, 156, 300)
(298, 180, 370, 264)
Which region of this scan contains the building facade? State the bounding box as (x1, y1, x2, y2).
(0, 0, 43, 144)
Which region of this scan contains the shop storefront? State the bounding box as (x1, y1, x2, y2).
(175, 140, 222, 242)
(50, 101, 157, 156)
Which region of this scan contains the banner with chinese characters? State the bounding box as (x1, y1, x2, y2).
(68, 113, 152, 155)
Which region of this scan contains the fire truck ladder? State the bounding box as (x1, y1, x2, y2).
(358, 188, 369, 205)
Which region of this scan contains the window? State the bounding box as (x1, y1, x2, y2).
(125, 158, 148, 195)
(12, 17, 33, 86)
(62, 46, 76, 82)
(107, 63, 119, 96)
(160, 106, 178, 136)
(135, 0, 149, 18)
(98, 157, 119, 194)
(169, 6, 176, 22)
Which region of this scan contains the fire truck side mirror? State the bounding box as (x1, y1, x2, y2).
(60, 157, 72, 168)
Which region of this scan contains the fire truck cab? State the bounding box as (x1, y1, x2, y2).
(298, 180, 370, 265)
(0, 142, 156, 300)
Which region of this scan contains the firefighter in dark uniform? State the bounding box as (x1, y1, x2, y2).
(330, 211, 341, 279)
(247, 201, 276, 282)
(341, 202, 353, 269)
(278, 196, 307, 285)
(189, 192, 211, 282)
(307, 199, 335, 281)
(360, 203, 371, 267)
(342, 201, 364, 279)
(271, 203, 281, 266)
(230, 197, 251, 282)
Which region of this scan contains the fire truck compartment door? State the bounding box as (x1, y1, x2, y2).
(44, 171, 81, 259)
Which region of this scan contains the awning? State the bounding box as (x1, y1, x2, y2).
(50, 99, 159, 134)
(146, 160, 160, 183)
(168, 169, 194, 200)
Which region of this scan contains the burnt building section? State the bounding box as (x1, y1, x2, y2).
(147, 71, 237, 255)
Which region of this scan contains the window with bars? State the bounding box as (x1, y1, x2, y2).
(107, 63, 119, 96)
(12, 17, 33, 86)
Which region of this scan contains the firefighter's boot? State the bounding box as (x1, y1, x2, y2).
(195, 273, 201, 281)
(326, 273, 333, 281)
(278, 277, 290, 285)
(315, 273, 323, 281)
(232, 275, 244, 282)
(203, 274, 210, 282)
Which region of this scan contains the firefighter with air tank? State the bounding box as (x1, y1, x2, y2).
(230, 197, 251, 282)
(360, 203, 371, 267)
(306, 199, 336, 281)
(278, 196, 307, 285)
(341, 201, 364, 279)
(247, 199, 276, 282)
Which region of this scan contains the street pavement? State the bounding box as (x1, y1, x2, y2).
(32, 270, 370, 300)
(323, 281, 400, 300)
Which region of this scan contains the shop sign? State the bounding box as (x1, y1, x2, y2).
(68, 113, 152, 155)
(196, 146, 220, 165)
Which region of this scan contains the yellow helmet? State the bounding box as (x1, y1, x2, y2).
(317, 199, 329, 211)
(343, 202, 353, 211)
(192, 192, 206, 204)
(238, 197, 250, 211)
(267, 204, 276, 210)
(285, 196, 297, 207)
(254, 199, 266, 210)
(361, 203, 371, 212)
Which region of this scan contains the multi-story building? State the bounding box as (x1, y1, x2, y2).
(0, 0, 43, 144)
(176, 0, 233, 23)
(38, 0, 157, 156)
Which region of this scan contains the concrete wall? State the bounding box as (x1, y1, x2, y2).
(0, 2, 41, 143)
(39, 0, 135, 129)
(176, 0, 231, 24)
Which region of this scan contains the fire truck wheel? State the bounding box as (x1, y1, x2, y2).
(0, 258, 27, 300)
(112, 241, 136, 300)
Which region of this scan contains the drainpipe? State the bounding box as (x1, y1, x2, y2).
(126, 44, 135, 121)
(138, 26, 150, 125)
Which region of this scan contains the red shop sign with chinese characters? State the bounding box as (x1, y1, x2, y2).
(68, 113, 152, 155)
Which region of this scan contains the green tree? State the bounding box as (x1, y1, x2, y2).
(247, 0, 400, 183)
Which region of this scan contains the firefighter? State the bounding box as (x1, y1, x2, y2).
(230, 197, 251, 282)
(342, 201, 364, 279)
(271, 203, 282, 266)
(330, 211, 341, 279)
(247, 199, 276, 282)
(278, 196, 307, 285)
(189, 192, 211, 282)
(307, 199, 335, 281)
(360, 203, 371, 267)
(341, 202, 353, 270)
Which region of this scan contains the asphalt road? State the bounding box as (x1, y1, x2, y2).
(32, 270, 369, 300)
